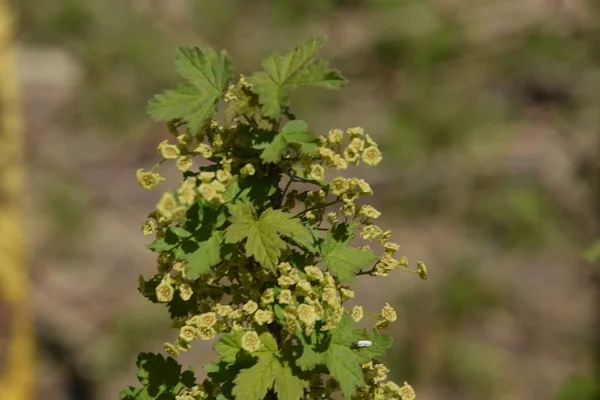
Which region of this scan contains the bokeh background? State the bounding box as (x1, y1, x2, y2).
(5, 0, 600, 399)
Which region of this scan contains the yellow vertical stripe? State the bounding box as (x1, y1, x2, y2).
(0, 1, 34, 399)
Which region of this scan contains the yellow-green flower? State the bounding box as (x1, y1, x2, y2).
(179, 325, 196, 342)
(157, 192, 178, 219)
(278, 275, 295, 288)
(254, 309, 274, 326)
(214, 304, 232, 317)
(158, 140, 180, 159)
(341, 190, 359, 204)
(356, 178, 373, 195)
(327, 212, 338, 225)
(178, 284, 193, 301)
(330, 177, 350, 196)
(349, 138, 365, 152)
(261, 288, 275, 306)
(197, 326, 217, 340)
(381, 303, 397, 322)
(358, 205, 381, 219)
(156, 281, 175, 302)
(241, 331, 261, 353)
(340, 287, 354, 301)
(360, 224, 383, 241)
(351, 305, 363, 322)
(332, 155, 348, 170)
(305, 266, 324, 282)
(321, 288, 340, 306)
(176, 133, 191, 145)
(417, 261, 428, 280)
(216, 169, 232, 182)
(295, 280, 313, 296)
(164, 342, 179, 358)
(198, 183, 217, 201)
(347, 127, 364, 138)
(198, 312, 218, 327)
(177, 182, 196, 206)
(278, 289, 293, 304)
(278, 262, 292, 273)
(362, 146, 383, 166)
(242, 300, 258, 314)
(176, 156, 193, 172)
(211, 180, 226, 193)
(327, 128, 344, 144)
(341, 203, 355, 218)
(297, 304, 317, 326)
(141, 220, 156, 236)
(399, 382, 416, 400)
(343, 147, 360, 163)
(365, 133, 378, 147)
(194, 143, 213, 158)
(318, 147, 335, 159)
(240, 163, 255, 177)
(136, 168, 165, 190)
(199, 171, 215, 183)
(384, 242, 400, 254)
(308, 164, 326, 181)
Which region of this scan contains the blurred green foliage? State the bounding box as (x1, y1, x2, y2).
(555, 374, 599, 400)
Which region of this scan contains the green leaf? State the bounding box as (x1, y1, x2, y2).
(260, 332, 279, 353)
(147, 228, 179, 252)
(260, 208, 314, 250)
(119, 353, 196, 400)
(323, 346, 363, 399)
(281, 120, 318, 156)
(256, 120, 318, 163)
(258, 134, 286, 163)
(168, 226, 192, 238)
(184, 231, 224, 280)
(232, 353, 279, 400)
(273, 362, 308, 400)
(352, 329, 392, 363)
(320, 317, 366, 399)
(214, 332, 245, 363)
(248, 37, 346, 118)
(295, 333, 324, 371)
(225, 202, 313, 271)
(322, 236, 378, 283)
(147, 46, 233, 132)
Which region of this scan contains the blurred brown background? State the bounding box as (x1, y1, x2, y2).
(5, 0, 600, 399)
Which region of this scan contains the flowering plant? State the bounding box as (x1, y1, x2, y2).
(121, 37, 426, 400)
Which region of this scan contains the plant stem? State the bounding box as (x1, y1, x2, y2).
(294, 200, 341, 219)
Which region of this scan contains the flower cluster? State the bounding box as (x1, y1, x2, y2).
(355, 361, 416, 400)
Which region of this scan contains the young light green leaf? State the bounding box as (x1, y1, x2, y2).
(232, 353, 279, 400)
(258, 134, 286, 163)
(273, 362, 309, 400)
(256, 120, 317, 163)
(225, 203, 313, 271)
(295, 334, 324, 371)
(184, 231, 224, 280)
(248, 37, 346, 118)
(353, 330, 392, 363)
(259, 208, 314, 250)
(322, 244, 378, 283)
(260, 332, 279, 353)
(147, 46, 233, 133)
(323, 346, 364, 399)
(214, 332, 245, 363)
